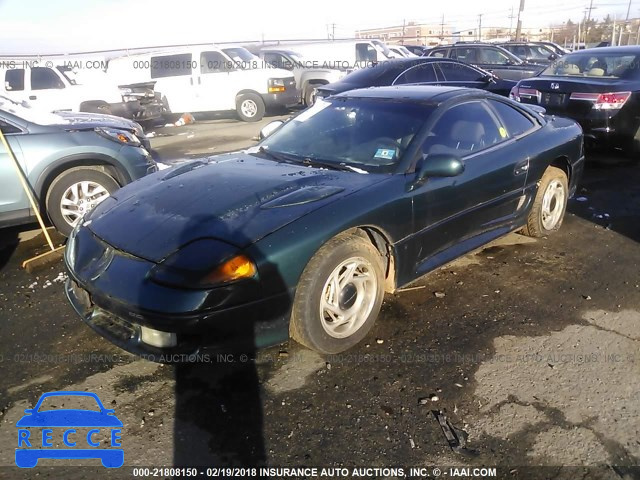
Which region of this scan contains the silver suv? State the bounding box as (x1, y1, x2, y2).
(0, 96, 156, 236)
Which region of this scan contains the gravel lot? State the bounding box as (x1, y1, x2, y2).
(0, 117, 638, 479)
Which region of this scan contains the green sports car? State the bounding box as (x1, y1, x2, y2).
(65, 86, 584, 359)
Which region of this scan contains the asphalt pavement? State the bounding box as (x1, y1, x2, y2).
(0, 119, 639, 479)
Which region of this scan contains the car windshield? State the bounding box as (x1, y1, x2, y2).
(543, 52, 640, 78)
(258, 97, 431, 173)
(0, 95, 68, 125)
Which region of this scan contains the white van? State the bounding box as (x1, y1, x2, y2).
(282, 40, 398, 69)
(0, 59, 147, 119)
(107, 46, 297, 122)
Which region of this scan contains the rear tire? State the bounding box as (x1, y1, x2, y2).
(236, 93, 265, 122)
(46, 168, 120, 236)
(521, 166, 568, 238)
(290, 233, 385, 354)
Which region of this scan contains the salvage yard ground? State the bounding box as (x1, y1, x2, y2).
(0, 117, 639, 479)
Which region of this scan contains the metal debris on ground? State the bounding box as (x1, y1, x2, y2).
(432, 410, 478, 457)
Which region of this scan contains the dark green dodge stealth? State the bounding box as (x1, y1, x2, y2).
(65, 86, 584, 359)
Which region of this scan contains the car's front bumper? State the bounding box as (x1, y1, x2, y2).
(261, 87, 299, 109)
(108, 100, 164, 123)
(65, 275, 291, 362)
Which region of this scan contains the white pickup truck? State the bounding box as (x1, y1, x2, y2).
(256, 48, 348, 106)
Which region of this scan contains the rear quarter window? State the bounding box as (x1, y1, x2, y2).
(489, 100, 536, 137)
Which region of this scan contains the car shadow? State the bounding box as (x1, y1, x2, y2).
(135, 213, 291, 466)
(567, 150, 640, 243)
(0, 226, 20, 271)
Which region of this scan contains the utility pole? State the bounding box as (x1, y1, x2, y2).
(478, 14, 483, 41)
(332, 23, 336, 40)
(515, 0, 525, 41)
(509, 6, 515, 38)
(440, 14, 445, 42)
(402, 19, 406, 45)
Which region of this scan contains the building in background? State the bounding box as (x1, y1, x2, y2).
(356, 21, 452, 46)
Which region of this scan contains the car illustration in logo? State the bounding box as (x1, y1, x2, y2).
(15, 391, 123, 468)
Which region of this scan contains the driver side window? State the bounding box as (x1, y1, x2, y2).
(480, 48, 510, 65)
(422, 101, 504, 157)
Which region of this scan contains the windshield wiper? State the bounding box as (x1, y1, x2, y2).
(257, 146, 300, 165)
(301, 157, 365, 173)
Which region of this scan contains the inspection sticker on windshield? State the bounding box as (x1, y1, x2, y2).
(374, 148, 396, 160)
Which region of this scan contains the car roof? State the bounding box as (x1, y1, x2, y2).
(333, 85, 486, 104)
(260, 48, 299, 55)
(567, 45, 640, 54)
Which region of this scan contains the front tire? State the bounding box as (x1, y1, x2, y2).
(522, 166, 568, 238)
(290, 233, 385, 354)
(236, 93, 265, 122)
(304, 83, 322, 107)
(46, 168, 120, 236)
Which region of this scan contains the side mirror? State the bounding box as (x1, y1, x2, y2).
(259, 120, 284, 140)
(482, 73, 496, 84)
(548, 54, 557, 61)
(408, 154, 465, 190)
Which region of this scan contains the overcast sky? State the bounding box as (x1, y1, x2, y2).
(0, 0, 635, 54)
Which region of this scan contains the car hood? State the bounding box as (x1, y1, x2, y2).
(55, 111, 140, 132)
(87, 153, 385, 262)
(16, 410, 123, 427)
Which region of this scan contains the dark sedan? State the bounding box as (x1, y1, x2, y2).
(426, 43, 545, 81)
(317, 58, 517, 99)
(510, 46, 640, 154)
(65, 86, 584, 359)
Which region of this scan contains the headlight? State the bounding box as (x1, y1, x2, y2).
(95, 127, 141, 147)
(268, 78, 286, 93)
(123, 95, 139, 103)
(149, 239, 258, 289)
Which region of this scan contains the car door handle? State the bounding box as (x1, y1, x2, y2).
(514, 159, 529, 176)
(29, 95, 37, 100)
